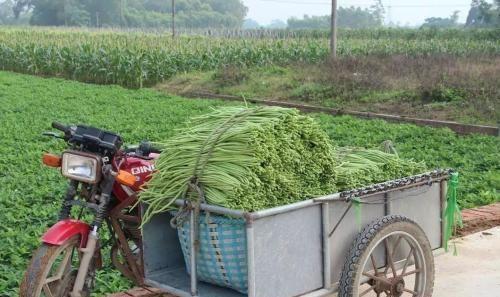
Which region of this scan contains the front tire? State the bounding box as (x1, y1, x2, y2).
(20, 236, 95, 297)
(339, 215, 435, 297)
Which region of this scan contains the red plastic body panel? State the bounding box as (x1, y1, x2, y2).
(42, 219, 90, 248)
(112, 154, 158, 202)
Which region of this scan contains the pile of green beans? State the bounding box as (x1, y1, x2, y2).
(139, 106, 338, 223)
(335, 148, 427, 190)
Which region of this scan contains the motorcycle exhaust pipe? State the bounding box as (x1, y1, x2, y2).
(71, 226, 99, 297)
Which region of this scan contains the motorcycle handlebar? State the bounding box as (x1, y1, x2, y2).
(52, 122, 69, 133)
(124, 141, 162, 156)
(140, 141, 162, 155)
(149, 147, 162, 154)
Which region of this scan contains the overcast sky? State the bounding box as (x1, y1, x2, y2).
(242, 0, 476, 26)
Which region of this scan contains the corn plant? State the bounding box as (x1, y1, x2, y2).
(0, 27, 498, 88)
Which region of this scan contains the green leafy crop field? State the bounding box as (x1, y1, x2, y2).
(0, 71, 498, 295)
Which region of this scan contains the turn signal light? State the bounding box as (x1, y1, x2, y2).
(116, 170, 136, 187)
(42, 153, 62, 167)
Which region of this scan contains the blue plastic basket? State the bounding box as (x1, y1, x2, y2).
(175, 213, 248, 294)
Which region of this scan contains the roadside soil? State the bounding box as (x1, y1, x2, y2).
(156, 56, 500, 126)
(457, 203, 500, 237)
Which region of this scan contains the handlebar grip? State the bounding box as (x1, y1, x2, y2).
(52, 122, 69, 133)
(149, 147, 162, 154)
(141, 141, 162, 154)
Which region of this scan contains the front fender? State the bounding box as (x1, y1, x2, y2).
(42, 219, 90, 248)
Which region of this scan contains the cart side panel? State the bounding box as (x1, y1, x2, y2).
(142, 211, 184, 274)
(328, 195, 385, 284)
(389, 183, 442, 249)
(252, 205, 324, 297)
(142, 210, 246, 297)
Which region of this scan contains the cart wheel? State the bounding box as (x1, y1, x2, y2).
(339, 215, 434, 297)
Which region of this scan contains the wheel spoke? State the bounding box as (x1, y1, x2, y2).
(403, 288, 418, 296)
(54, 248, 73, 281)
(362, 272, 392, 285)
(401, 246, 414, 275)
(383, 265, 390, 276)
(391, 236, 403, 256)
(384, 238, 397, 278)
(44, 275, 61, 285)
(400, 269, 420, 278)
(42, 284, 55, 297)
(370, 254, 378, 274)
(70, 246, 78, 268)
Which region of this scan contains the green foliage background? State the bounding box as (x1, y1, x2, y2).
(8, 0, 247, 28)
(0, 71, 498, 295)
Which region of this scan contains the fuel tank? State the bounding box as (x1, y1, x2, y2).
(113, 153, 159, 201)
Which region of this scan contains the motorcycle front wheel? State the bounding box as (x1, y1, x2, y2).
(20, 235, 96, 297)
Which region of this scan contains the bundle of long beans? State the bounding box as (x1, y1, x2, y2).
(139, 106, 429, 223)
(335, 147, 426, 190)
(139, 106, 338, 223)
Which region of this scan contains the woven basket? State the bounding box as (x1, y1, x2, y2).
(175, 212, 248, 293)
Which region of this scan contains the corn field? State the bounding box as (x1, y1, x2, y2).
(0, 27, 499, 88)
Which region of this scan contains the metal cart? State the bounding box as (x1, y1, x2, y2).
(142, 169, 451, 297)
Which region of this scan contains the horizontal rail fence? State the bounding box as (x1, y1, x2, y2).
(186, 92, 499, 136)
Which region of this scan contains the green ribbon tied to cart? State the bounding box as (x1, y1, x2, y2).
(443, 172, 463, 254)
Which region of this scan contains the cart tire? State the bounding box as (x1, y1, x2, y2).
(339, 215, 434, 297)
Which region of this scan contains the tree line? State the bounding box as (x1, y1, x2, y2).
(2, 0, 247, 27)
(286, 0, 499, 29)
(287, 0, 384, 29)
(422, 0, 500, 28)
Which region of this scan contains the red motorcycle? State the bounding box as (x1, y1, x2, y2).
(20, 122, 160, 297)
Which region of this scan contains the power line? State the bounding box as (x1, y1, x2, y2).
(255, 0, 337, 4)
(386, 5, 470, 8)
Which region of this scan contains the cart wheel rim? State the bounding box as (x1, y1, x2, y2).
(357, 231, 427, 297)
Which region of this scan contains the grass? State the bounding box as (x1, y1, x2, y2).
(0, 71, 233, 296)
(0, 70, 498, 295)
(158, 55, 500, 126)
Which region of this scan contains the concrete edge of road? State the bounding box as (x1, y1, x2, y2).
(109, 203, 500, 297)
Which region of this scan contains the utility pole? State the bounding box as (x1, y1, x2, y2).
(64, 0, 68, 26)
(330, 0, 338, 58)
(120, 0, 124, 27)
(172, 0, 176, 38)
(387, 5, 392, 26)
(387, 0, 392, 26)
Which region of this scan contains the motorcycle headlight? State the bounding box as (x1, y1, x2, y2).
(61, 152, 101, 184)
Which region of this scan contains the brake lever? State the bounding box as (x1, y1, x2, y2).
(42, 132, 65, 139)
